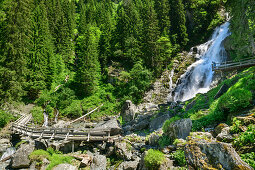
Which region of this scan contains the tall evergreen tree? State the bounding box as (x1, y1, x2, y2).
(0, 0, 33, 102)
(75, 25, 101, 97)
(169, 0, 188, 47)
(140, 0, 160, 69)
(26, 1, 56, 99)
(154, 0, 171, 36)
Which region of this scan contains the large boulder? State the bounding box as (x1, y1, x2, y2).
(166, 118, 192, 140)
(94, 118, 122, 136)
(118, 161, 139, 170)
(11, 143, 34, 169)
(184, 132, 252, 170)
(149, 114, 170, 131)
(121, 100, 137, 122)
(115, 141, 133, 161)
(53, 163, 78, 170)
(90, 154, 107, 170)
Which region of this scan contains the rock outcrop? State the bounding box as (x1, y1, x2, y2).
(184, 132, 253, 170)
(53, 163, 78, 170)
(118, 160, 139, 170)
(115, 141, 133, 161)
(94, 118, 122, 135)
(121, 100, 137, 122)
(166, 118, 192, 140)
(90, 154, 107, 170)
(11, 143, 34, 169)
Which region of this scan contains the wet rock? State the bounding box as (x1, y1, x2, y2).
(166, 118, 192, 140)
(53, 163, 78, 170)
(11, 143, 34, 169)
(236, 115, 255, 126)
(115, 141, 133, 161)
(121, 100, 137, 122)
(123, 125, 133, 132)
(94, 118, 122, 135)
(90, 154, 107, 170)
(149, 114, 170, 131)
(118, 160, 139, 170)
(214, 84, 229, 99)
(184, 132, 252, 170)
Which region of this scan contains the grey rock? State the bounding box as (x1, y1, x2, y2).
(149, 114, 170, 131)
(123, 125, 133, 132)
(94, 118, 122, 135)
(216, 127, 234, 142)
(185, 133, 252, 170)
(115, 141, 133, 161)
(90, 155, 107, 170)
(118, 161, 139, 170)
(159, 158, 174, 170)
(148, 133, 160, 146)
(121, 100, 137, 122)
(166, 118, 192, 140)
(133, 120, 149, 131)
(52, 163, 77, 170)
(11, 143, 34, 169)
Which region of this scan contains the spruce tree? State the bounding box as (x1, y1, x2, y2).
(169, 0, 188, 47)
(75, 25, 101, 97)
(0, 0, 33, 102)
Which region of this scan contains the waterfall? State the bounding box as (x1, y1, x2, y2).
(170, 22, 231, 102)
(0, 147, 16, 162)
(43, 110, 48, 127)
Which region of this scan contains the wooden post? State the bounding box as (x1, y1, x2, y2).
(87, 131, 90, 142)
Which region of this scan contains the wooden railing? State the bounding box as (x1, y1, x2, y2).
(212, 57, 255, 71)
(11, 123, 118, 142)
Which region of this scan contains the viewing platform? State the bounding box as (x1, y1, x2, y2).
(212, 57, 255, 71)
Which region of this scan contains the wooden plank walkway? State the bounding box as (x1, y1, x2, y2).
(212, 57, 255, 71)
(11, 114, 120, 142)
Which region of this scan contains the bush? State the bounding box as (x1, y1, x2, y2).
(163, 116, 181, 133)
(170, 150, 186, 166)
(158, 135, 171, 147)
(29, 150, 51, 162)
(144, 149, 165, 169)
(46, 153, 73, 170)
(234, 125, 255, 147)
(31, 106, 44, 125)
(0, 110, 14, 128)
(241, 152, 255, 168)
(218, 89, 252, 113)
(62, 100, 82, 118)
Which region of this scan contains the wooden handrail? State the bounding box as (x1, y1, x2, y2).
(212, 58, 255, 71)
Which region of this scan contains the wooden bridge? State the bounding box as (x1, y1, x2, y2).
(11, 112, 120, 143)
(212, 57, 255, 71)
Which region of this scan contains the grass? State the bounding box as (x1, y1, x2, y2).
(182, 66, 255, 131)
(29, 148, 74, 170)
(0, 110, 15, 128)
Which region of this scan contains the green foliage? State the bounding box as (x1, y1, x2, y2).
(47, 153, 73, 170)
(241, 152, 255, 168)
(31, 106, 44, 125)
(230, 117, 242, 134)
(163, 116, 182, 133)
(29, 150, 51, 162)
(158, 135, 172, 147)
(144, 149, 165, 169)
(218, 89, 252, 113)
(15, 140, 27, 149)
(170, 150, 186, 166)
(233, 125, 255, 148)
(0, 110, 14, 128)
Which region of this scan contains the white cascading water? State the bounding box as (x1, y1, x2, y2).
(43, 110, 48, 127)
(169, 22, 231, 102)
(0, 147, 16, 161)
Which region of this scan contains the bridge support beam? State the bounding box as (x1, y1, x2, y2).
(72, 140, 74, 153)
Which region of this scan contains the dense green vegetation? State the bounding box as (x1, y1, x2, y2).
(0, 0, 224, 121)
(0, 110, 15, 128)
(144, 149, 165, 169)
